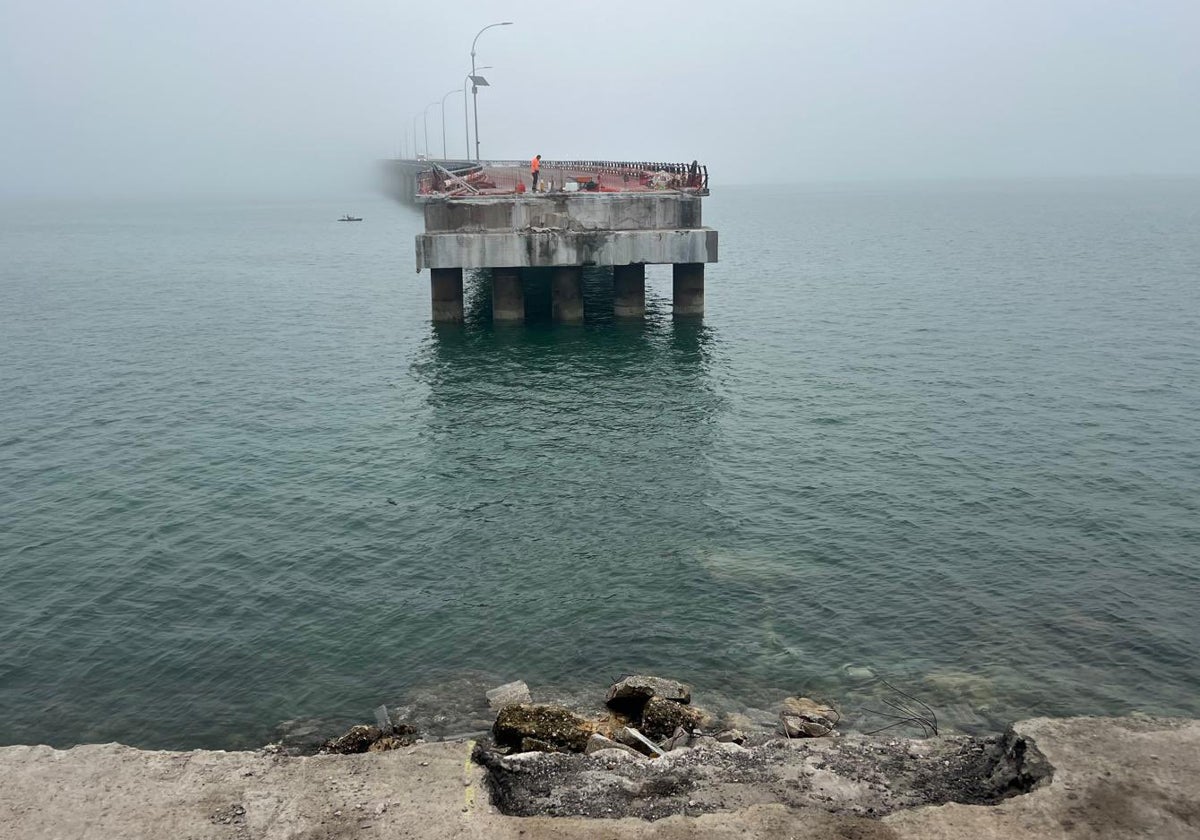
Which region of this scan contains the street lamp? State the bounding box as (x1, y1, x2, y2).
(463, 66, 492, 160)
(423, 100, 441, 160)
(470, 21, 512, 161)
(412, 113, 421, 157)
(438, 88, 459, 160)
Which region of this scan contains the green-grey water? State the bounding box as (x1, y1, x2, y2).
(1, 180, 1198, 750)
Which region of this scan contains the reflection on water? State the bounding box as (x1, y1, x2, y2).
(391, 287, 734, 733)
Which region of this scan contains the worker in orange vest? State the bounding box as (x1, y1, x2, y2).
(531, 154, 541, 191)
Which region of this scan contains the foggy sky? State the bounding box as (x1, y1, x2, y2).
(2, 0, 1198, 198)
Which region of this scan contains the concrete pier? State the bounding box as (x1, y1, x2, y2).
(551, 267, 584, 323)
(613, 264, 646, 318)
(492, 268, 524, 323)
(430, 268, 464, 323)
(672, 263, 705, 317)
(409, 160, 717, 324)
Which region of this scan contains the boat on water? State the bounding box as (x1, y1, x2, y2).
(338, 214, 363, 222)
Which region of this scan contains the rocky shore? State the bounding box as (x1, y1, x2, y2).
(308, 674, 858, 757)
(1, 676, 1197, 837)
(298, 673, 1049, 822)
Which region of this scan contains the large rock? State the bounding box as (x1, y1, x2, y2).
(605, 675, 691, 713)
(366, 723, 418, 752)
(493, 704, 592, 753)
(319, 724, 382, 754)
(780, 696, 838, 738)
(485, 681, 532, 711)
(640, 696, 707, 740)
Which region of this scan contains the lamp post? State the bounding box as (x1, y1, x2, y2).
(438, 89, 459, 160)
(412, 114, 421, 157)
(470, 21, 512, 161)
(423, 100, 441, 160)
(463, 66, 491, 160)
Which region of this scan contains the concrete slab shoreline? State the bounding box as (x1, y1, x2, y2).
(1, 716, 1196, 839)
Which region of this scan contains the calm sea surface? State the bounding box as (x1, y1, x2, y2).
(1, 180, 1198, 750)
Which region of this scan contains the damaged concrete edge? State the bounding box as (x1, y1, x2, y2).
(470, 723, 1055, 822)
(997, 722, 1055, 796)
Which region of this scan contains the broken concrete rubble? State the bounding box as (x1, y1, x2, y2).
(320, 725, 382, 755)
(640, 695, 708, 740)
(605, 675, 691, 713)
(486, 680, 532, 711)
(779, 696, 839, 738)
(614, 726, 666, 757)
(584, 733, 644, 759)
(715, 728, 746, 744)
(320, 721, 419, 755)
(493, 704, 593, 753)
(484, 675, 711, 757)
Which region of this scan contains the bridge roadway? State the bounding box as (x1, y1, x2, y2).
(388, 159, 718, 323)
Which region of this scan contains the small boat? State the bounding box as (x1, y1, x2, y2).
(338, 214, 363, 222)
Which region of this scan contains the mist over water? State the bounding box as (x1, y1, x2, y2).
(1, 180, 1198, 750)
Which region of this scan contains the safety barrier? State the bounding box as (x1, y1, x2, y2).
(416, 160, 709, 197)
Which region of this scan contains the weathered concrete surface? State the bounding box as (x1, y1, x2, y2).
(613, 264, 646, 317)
(417, 228, 718, 271)
(672, 263, 705, 316)
(430, 267, 464, 323)
(477, 726, 1043, 820)
(422, 193, 704, 234)
(888, 716, 1200, 839)
(1, 717, 1196, 839)
(551, 266, 584, 323)
(491, 268, 523, 323)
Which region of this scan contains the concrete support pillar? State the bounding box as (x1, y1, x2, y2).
(491, 268, 524, 323)
(613, 264, 646, 318)
(430, 268, 464, 323)
(551, 266, 584, 323)
(672, 263, 705, 317)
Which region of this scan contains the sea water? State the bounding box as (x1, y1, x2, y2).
(1, 179, 1197, 749)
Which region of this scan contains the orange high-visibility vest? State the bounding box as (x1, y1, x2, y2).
(531, 157, 540, 172)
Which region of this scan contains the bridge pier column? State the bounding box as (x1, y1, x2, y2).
(430, 268, 464, 323)
(672, 263, 704, 317)
(492, 268, 524, 323)
(613, 264, 645, 317)
(551, 266, 584, 323)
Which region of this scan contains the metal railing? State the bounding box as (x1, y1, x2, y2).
(416, 159, 709, 197)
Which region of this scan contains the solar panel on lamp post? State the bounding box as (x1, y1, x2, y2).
(463, 66, 491, 160)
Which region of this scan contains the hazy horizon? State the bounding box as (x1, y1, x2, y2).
(2, 0, 1198, 199)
